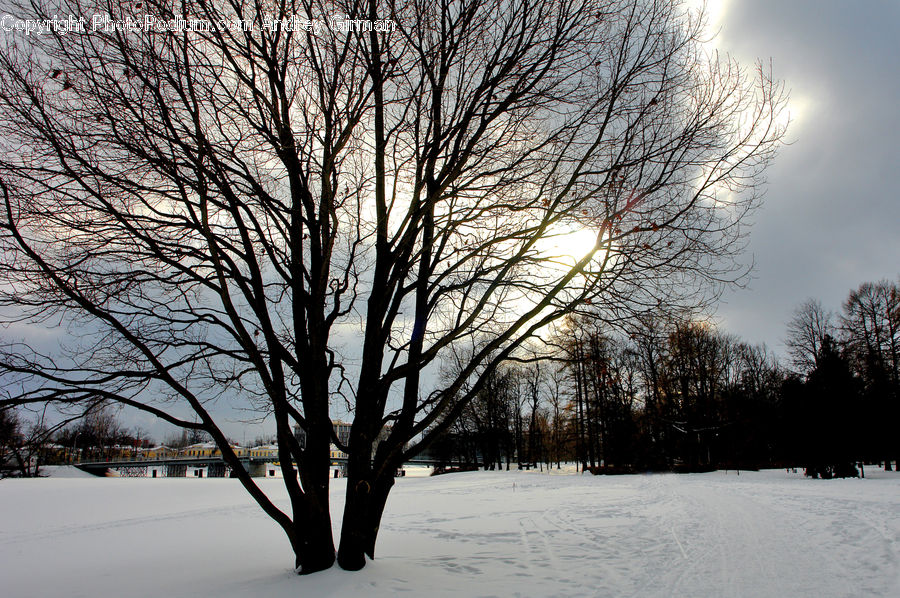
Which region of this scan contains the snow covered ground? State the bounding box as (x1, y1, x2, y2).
(2, 467, 899, 597)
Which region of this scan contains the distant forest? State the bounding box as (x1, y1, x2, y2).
(427, 279, 900, 479)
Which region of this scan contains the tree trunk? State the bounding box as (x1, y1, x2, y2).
(292, 411, 336, 574)
(337, 469, 395, 571)
(293, 505, 336, 574)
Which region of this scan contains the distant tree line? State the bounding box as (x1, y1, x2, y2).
(0, 403, 157, 477)
(428, 278, 900, 479)
(5, 277, 895, 479)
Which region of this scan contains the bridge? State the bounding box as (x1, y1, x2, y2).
(75, 454, 455, 478)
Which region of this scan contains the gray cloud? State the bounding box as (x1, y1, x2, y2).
(714, 0, 900, 354)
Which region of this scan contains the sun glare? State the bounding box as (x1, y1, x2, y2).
(537, 225, 602, 266)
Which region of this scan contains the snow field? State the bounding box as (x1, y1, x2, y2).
(1, 468, 899, 597)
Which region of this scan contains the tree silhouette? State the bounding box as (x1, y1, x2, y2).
(802, 335, 861, 479)
(0, 0, 786, 572)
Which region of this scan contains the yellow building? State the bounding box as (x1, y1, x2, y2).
(248, 445, 278, 459)
(180, 443, 219, 458)
(330, 444, 348, 461)
(142, 446, 177, 460)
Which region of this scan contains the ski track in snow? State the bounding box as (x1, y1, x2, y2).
(2, 469, 899, 597)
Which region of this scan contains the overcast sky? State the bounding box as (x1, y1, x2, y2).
(8, 1, 900, 442)
(129, 2, 900, 440)
(712, 0, 900, 355)
(204, 1, 900, 439)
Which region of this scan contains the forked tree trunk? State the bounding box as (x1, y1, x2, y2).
(224, 436, 336, 574)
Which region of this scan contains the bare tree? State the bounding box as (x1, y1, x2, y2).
(0, 0, 786, 573)
(785, 299, 834, 375)
(736, 342, 781, 401)
(628, 313, 670, 464)
(660, 319, 739, 468)
(522, 360, 545, 468)
(841, 279, 900, 469)
(0, 405, 64, 476)
(545, 363, 569, 469)
(842, 280, 900, 387)
(0, 407, 35, 477)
